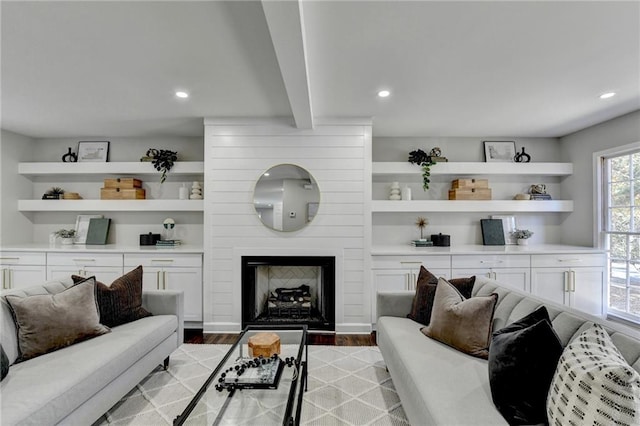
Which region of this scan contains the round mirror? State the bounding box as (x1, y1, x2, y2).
(254, 164, 320, 232)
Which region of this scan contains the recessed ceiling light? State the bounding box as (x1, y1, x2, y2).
(264, 172, 270, 176)
(377, 90, 391, 98)
(175, 91, 189, 98)
(599, 92, 616, 99)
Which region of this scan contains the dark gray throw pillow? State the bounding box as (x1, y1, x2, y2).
(488, 306, 563, 425)
(1, 344, 9, 380)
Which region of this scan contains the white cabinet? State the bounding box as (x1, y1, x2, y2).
(0, 252, 46, 290)
(530, 254, 605, 316)
(451, 255, 530, 292)
(47, 252, 124, 283)
(125, 253, 202, 323)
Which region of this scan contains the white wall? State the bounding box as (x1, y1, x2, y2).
(203, 118, 372, 333)
(0, 130, 35, 245)
(560, 110, 640, 246)
(372, 137, 565, 245)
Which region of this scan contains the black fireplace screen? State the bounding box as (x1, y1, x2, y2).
(241, 256, 335, 331)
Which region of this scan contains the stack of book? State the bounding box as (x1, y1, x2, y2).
(530, 194, 552, 200)
(156, 239, 182, 248)
(411, 240, 433, 247)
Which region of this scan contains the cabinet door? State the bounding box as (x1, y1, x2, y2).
(83, 266, 125, 285)
(139, 266, 163, 291)
(493, 268, 530, 292)
(2, 265, 47, 290)
(569, 267, 604, 316)
(48, 265, 84, 281)
(531, 268, 569, 306)
(163, 267, 202, 322)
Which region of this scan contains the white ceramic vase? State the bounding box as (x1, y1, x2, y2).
(61, 237, 74, 245)
(517, 238, 528, 246)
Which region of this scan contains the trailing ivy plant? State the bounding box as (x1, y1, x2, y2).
(408, 149, 436, 190)
(142, 149, 178, 183)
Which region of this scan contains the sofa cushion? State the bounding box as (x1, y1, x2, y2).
(378, 315, 509, 425)
(72, 265, 152, 327)
(0, 315, 177, 426)
(547, 323, 640, 426)
(422, 278, 498, 359)
(489, 307, 563, 425)
(407, 266, 475, 325)
(4, 277, 110, 361)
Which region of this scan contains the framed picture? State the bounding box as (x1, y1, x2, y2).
(491, 215, 517, 245)
(74, 214, 103, 244)
(77, 141, 110, 162)
(483, 141, 516, 162)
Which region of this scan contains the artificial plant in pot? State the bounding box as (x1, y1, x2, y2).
(55, 229, 76, 244)
(511, 229, 533, 245)
(408, 149, 436, 190)
(141, 149, 178, 183)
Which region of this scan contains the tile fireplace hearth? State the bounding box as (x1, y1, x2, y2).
(241, 256, 336, 331)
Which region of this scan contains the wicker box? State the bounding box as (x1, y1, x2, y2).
(100, 188, 146, 200)
(103, 178, 142, 189)
(248, 332, 281, 357)
(451, 179, 489, 189)
(448, 188, 492, 200)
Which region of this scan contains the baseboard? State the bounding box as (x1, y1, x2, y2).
(335, 323, 372, 333)
(204, 322, 372, 334)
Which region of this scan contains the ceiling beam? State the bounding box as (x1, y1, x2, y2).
(261, 0, 313, 129)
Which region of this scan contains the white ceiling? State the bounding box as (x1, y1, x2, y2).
(2, 1, 639, 139)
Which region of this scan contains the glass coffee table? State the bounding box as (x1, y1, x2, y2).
(174, 325, 308, 426)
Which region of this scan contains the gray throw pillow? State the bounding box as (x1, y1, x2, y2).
(1, 344, 8, 380)
(422, 277, 498, 359)
(5, 277, 110, 361)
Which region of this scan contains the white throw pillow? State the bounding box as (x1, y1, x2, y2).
(547, 324, 640, 425)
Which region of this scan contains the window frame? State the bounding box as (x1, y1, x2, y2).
(595, 141, 640, 323)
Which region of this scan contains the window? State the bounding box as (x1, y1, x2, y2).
(603, 149, 640, 320)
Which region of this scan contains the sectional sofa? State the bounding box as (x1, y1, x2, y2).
(377, 275, 640, 425)
(0, 277, 184, 425)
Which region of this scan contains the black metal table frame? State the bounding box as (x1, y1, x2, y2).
(174, 324, 308, 426)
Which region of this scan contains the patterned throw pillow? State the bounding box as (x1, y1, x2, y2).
(72, 265, 151, 327)
(407, 266, 475, 325)
(421, 278, 498, 359)
(547, 323, 640, 426)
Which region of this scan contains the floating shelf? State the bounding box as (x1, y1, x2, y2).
(372, 200, 573, 213)
(18, 161, 204, 177)
(372, 162, 573, 176)
(18, 199, 204, 212)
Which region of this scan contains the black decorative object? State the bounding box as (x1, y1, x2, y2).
(481, 219, 506, 245)
(408, 149, 437, 190)
(431, 233, 451, 247)
(141, 149, 177, 183)
(139, 233, 161, 246)
(214, 354, 291, 392)
(514, 147, 531, 163)
(42, 187, 65, 199)
(62, 147, 77, 163)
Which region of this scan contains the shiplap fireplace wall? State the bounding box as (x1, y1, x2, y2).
(203, 118, 372, 333)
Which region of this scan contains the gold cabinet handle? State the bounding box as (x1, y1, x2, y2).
(163, 271, 168, 290)
(570, 270, 576, 292)
(151, 259, 174, 263)
(2, 269, 7, 289)
(156, 271, 161, 290)
(72, 258, 96, 262)
(563, 271, 570, 292)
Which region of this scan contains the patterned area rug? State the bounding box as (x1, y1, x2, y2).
(95, 344, 409, 426)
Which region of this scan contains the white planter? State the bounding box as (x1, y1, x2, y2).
(517, 239, 529, 246)
(61, 237, 75, 245)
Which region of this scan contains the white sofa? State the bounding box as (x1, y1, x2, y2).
(376, 275, 640, 425)
(0, 277, 184, 426)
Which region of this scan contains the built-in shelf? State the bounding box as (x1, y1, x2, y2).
(18, 161, 204, 178)
(18, 200, 204, 212)
(372, 162, 573, 176)
(372, 200, 573, 213)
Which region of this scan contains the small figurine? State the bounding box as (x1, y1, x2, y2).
(514, 147, 531, 163)
(62, 147, 77, 163)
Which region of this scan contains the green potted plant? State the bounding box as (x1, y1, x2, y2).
(511, 229, 533, 245)
(55, 229, 76, 245)
(141, 149, 178, 183)
(408, 149, 437, 190)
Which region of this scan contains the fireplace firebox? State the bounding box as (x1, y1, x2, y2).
(241, 256, 335, 331)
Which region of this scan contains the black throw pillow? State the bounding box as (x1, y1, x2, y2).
(1, 344, 9, 381)
(488, 307, 563, 425)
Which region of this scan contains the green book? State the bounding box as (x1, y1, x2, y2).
(480, 219, 505, 246)
(86, 218, 111, 245)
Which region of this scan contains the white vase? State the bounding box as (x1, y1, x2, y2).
(61, 237, 74, 245)
(517, 239, 528, 246)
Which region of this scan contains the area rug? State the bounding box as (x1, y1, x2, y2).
(94, 344, 409, 425)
